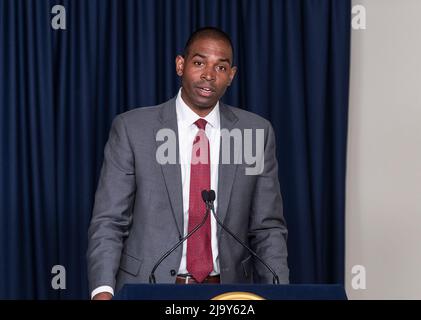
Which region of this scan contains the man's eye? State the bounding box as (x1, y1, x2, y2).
(194, 61, 204, 66)
(217, 66, 227, 71)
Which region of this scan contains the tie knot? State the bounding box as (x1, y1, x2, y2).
(195, 118, 207, 130)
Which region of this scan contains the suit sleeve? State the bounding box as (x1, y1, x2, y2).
(86, 115, 136, 293)
(248, 122, 289, 284)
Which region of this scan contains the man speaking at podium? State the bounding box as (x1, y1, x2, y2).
(87, 27, 289, 300)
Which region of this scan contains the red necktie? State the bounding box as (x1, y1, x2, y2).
(186, 118, 213, 282)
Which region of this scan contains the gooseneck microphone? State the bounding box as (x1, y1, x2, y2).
(149, 190, 211, 284)
(202, 190, 280, 284)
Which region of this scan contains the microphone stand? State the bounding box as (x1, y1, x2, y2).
(205, 190, 280, 284)
(149, 191, 211, 284)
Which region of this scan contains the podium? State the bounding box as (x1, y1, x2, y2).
(115, 284, 347, 300)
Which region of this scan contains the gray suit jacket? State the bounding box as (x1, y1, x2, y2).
(87, 97, 289, 294)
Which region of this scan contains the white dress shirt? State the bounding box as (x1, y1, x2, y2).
(176, 88, 220, 276)
(91, 89, 220, 298)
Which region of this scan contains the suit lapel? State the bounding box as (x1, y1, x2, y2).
(217, 102, 239, 231)
(155, 98, 184, 238)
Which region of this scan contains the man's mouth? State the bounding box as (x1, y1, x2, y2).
(196, 86, 215, 97)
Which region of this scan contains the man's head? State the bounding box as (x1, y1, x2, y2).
(175, 27, 237, 116)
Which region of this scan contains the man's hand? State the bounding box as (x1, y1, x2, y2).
(92, 292, 113, 300)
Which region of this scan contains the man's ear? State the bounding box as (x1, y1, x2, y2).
(227, 66, 237, 86)
(175, 55, 185, 77)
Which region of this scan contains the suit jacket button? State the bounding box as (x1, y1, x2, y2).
(170, 270, 176, 276)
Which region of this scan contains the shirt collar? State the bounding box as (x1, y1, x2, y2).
(176, 88, 220, 129)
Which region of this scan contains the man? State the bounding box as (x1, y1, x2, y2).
(87, 27, 289, 300)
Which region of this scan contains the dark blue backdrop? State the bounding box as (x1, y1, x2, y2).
(0, 0, 350, 299)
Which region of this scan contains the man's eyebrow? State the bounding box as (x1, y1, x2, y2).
(191, 53, 231, 64)
(218, 58, 231, 64)
(191, 53, 207, 59)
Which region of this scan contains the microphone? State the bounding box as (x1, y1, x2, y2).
(203, 190, 280, 284)
(149, 190, 210, 284)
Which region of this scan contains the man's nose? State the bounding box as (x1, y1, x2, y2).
(201, 66, 216, 81)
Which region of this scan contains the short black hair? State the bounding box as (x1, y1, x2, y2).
(183, 27, 234, 64)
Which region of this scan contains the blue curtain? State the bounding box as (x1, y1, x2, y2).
(0, 0, 350, 299)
